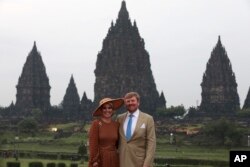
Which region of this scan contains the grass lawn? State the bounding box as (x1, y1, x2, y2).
(1, 136, 235, 161)
(156, 143, 230, 161)
(0, 139, 84, 153)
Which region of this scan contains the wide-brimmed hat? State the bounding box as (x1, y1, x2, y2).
(92, 98, 124, 117)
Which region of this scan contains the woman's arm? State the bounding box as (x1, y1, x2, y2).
(88, 120, 100, 167)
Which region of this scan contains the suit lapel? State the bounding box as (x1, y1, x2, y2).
(120, 113, 127, 139)
(131, 111, 144, 139)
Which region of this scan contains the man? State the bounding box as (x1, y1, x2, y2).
(117, 92, 156, 167)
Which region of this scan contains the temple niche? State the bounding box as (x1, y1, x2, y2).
(94, 1, 166, 115)
(15, 42, 51, 116)
(200, 36, 240, 114)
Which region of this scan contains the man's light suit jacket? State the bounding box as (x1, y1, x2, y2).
(117, 110, 156, 167)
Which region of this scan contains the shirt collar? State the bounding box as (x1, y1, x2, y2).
(127, 109, 139, 118)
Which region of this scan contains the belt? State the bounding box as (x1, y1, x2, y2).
(99, 145, 116, 151)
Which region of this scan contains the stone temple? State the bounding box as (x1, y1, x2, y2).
(243, 87, 250, 110)
(200, 36, 240, 114)
(94, 1, 166, 115)
(15, 42, 51, 116)
(62, 75, 80, 121)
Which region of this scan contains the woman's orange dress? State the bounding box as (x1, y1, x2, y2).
(88, 119, 119, 167)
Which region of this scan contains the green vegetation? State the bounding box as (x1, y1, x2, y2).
(156, 144, 229, 161)
(18, 118, 38, 136)
(237, 108, 250, 117)
(202, 118, 243, 146)
(49, 123, 81, 131)
(156, 105, 186, 118)
(1, 120, 250, 167)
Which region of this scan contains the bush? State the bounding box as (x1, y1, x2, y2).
(19, 152, 32, 158)
(18, 118, 38, 136)
(237, 109, 250, 117)
(154, 157, 228, 167)
(46, 163, 56, 167)
(57, 163, 66, 167)
(70, 164, 78, 167)
(54, 129, 72, 139)
(83, 155, 88, 161)
(60, 153, 80, 161)
(29, 162, 43, 167)
(7, 162, 20, 167)
(156, 105, 186, 118)
(36, 153, 58, 159)
(1, 138, 8, 144)
(78, 143, 87, 156)
(202, 118, 243, 146)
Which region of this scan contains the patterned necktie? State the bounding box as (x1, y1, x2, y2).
(126, 114, 133, 141)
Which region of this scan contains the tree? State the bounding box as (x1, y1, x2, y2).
(78, 142, 87, 162)
(31, 108, 42, 121)
(237, 108, 250, 118)
(187, 106, 200, 117)
(18, 118, 38, 136)
(156, 105, 186, 119)
(202, 118, 243, 146)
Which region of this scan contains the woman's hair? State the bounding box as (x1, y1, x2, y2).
(101, 102, 113, 109)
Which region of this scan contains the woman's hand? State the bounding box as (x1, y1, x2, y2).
(93, 162, 98, 167)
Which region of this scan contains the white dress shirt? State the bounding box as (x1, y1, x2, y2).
(123, 109, 139, 137)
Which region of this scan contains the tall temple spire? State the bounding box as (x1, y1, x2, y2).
(214, 36, 223, 53)
(32, 41, 37, 52)
(217, 35, 221, 46)
(15, 42, 51, 115)
(200, 36, 239, 114)
(114, 0, 132, 32)
(80, 91, 93, 121)
(82, 92, 88, 100)
(118, 1, 129, 20)
(94, 1, 161, 115)
(243, 87, 250, 109)
(70, 74, 74, 82)
(62, 75, 80, 121)
(62, 75, 80, 106)
(158, 91, 167, 109)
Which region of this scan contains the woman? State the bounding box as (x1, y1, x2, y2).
(88, 97, 124, 167)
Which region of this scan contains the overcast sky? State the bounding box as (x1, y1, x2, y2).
(0, 0, 250, 108)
